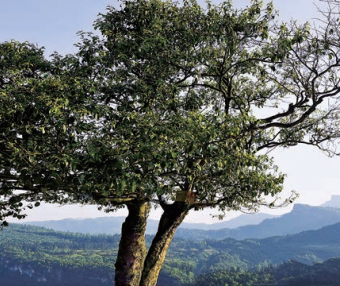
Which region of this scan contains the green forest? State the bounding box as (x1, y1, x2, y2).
(1, 223, 340, 285)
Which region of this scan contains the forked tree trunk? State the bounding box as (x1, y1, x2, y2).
(115, 201, 150, 286)
(139, 201, 190, 286)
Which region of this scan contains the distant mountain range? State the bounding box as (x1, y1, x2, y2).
(24, 212, 278, 235)
(204, 220, 340, 266)
(176, 203, 340, 240)
(22, 196, 340, 240)
(321, 195, 340, 208)
(181, 212, 278, 230)
(172, 221, 340, 273)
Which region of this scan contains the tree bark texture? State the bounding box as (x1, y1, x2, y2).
(115, 201, 150, 286)
(140, 201, 190, 286)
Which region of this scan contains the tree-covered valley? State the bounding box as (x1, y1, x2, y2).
(2, 221, 340, 285)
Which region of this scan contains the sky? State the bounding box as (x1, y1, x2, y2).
(1, 0, 340, 223)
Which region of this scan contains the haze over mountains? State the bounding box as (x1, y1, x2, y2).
(24, 196, 340, 240)
(25, 212, 278, 235)
(176, 203, 340, 240)
(321, 195, 340, 208)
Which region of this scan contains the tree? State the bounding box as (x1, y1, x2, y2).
(2, 0, 340, 285)
(0, 41, 83, 220)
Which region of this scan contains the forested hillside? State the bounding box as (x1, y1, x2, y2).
(0, 225, 117, 285)
(1, 223, 340, 285)
(189, 259, 340, 286)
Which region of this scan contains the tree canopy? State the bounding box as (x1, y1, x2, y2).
(2, 0, 340, 285)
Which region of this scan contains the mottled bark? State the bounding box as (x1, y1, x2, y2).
(115, 201, 150, 286)
(140, 201, 189, 286)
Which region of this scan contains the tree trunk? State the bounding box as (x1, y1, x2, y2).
(139, 201, 189, 286)
(115, 200, 150, 286)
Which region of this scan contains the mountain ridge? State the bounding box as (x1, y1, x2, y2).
(21, 195, 340, 240)
(22, 212, 278, 234)
(175, 203, 340, 240)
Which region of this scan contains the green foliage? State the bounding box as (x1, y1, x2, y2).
(70, 0, 293, 213)
(1, 0, 326, 221)
(0, 41, 95, 223)
(2, 0, 340, 224)
(3, 0, 340, 222)
(188, 269, 275, 286)
(189, 258, 340, 286)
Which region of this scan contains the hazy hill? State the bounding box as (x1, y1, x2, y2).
(180, 212, 278, 230)
(23, 212, 277, 235)
(22, 197, 340, 239)
(321, 195, 340, 208)
(172, 221, 340, 269)
(175, 204, 340, 240)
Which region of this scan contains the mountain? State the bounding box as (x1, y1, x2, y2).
(228, 221, 340, 265)
(231, 203, 340, 239)
(23, 212, 277, 235)
(175, 204, 340, 240)
(26, 216, 157, 235)
(321, 195, 340, 208)
(180, 212, 278, 230)
(22, 203, 340, 240)
(170, 221, 340, 271)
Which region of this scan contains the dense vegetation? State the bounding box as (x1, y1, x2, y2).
(1, 223, 340, 285)
(189, 259, 340, 286)
(0, 225, 117, 285)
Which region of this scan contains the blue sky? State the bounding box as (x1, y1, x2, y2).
(0, 0, 325, 55)
(1, 0, 339, 223)
(0, 0, 113, 55)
